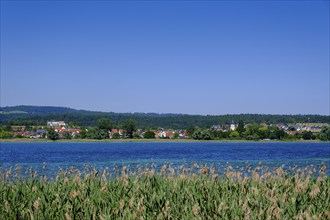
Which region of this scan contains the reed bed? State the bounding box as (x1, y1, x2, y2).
(0, 164, 329, 219)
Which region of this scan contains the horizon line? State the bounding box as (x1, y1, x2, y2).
(1, 105, 329, 117)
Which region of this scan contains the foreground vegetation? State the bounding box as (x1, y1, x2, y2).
(1, 164, 329, 219)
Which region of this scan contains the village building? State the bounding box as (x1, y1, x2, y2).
(109, 128, 124, 138)
(47, 121, 66, 127)
(230, 121, 236, 131)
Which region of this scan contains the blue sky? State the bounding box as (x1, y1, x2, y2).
(1, 0, 329, 115)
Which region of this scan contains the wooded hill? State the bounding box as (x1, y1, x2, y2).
(0, 105, 329, 129)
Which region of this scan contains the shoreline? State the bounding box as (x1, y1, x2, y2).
(0, 138, 327, 143)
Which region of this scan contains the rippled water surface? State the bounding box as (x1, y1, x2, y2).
(1, 142, 329, 176)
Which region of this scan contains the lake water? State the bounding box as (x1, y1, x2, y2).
(1, 142, 329, 176)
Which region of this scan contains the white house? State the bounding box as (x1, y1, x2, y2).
(47, 121, 66, 127)
(230, 122, 236, 131)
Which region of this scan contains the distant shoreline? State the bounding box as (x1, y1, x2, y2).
(0, 138, 326, 143)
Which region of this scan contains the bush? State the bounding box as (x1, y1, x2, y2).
(144, 130, 155, 139)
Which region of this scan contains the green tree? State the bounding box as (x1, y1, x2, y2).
(319, 127, 330, 141)
(63, 131, 72, 139)
(295, 132, 303, 140)
(257, 127, 269, 139)
(5, 125, 11, 131)
(47, 129, 59, 141)
(112, 133, 120, 139)
(79, 128, 87, 139)
(97, 118, 112, 131)
(0, 127, 12, 139)
(302, 131, 315, 140)
(212, 130, 225, 139)
(93, 118, 112, 140)
(86, 128, 108, 140)
(192, 129, 213, 140)
(246, 123, 260, 134)
(201, 131, 213, 140)
(275, 129, 286, 140)
(144, 130, 155, 139)
(122, 119, 137, 139)
(245, 134, 260, 141)
(192, 129, 202, 140)
(229, 131, 240, 139)
(186, 126, 196, 137)
(236, 120, 245, 135)
(68, 121, 80, 128)
(133, 134, 141, 139)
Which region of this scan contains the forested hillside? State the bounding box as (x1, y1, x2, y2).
(0, 105, 329, 129)
(0, 105, 100, 115)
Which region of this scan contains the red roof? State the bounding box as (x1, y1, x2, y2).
(166, 131, 174, 137)
(111, 128, 119, 133)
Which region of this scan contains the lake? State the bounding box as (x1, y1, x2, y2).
(1, 142, 329, 176)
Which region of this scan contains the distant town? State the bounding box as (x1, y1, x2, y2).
(1, 119, 329, 141)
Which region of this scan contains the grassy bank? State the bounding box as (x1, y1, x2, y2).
(0, 138, 326, 143)
(1, 165, 329, 219)
(0, 138, 212, 144)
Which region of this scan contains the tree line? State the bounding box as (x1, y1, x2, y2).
(1, 113, 329, 129)
(188, 121, 330, 141)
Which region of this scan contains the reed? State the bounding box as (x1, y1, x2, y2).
(0, 164, 329, 219)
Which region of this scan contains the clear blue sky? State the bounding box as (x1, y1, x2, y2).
(1, 0, 329, 115)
